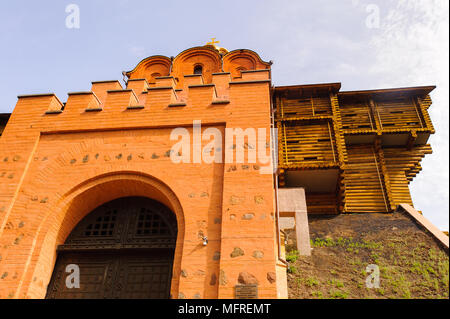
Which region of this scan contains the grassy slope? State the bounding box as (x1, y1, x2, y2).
(286, 225, 449, 299)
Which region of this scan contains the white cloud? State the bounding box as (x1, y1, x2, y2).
(262, 0, 449, 229)
(369, 0, 449, 229)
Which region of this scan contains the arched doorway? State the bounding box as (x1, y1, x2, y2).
(45, 196, 177, 299)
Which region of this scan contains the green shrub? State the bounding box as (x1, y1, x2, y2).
(288, 265, 298, 274)
(286, 250, 299, 263)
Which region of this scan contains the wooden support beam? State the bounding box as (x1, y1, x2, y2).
(406, 130, 418, 150)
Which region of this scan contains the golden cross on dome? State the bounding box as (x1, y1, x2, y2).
(206, 38, 220, 45)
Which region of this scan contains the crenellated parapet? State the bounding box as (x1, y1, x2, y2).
(1, 68, 270, 135)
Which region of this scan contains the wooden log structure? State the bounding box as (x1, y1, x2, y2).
(274, 84, 436, 214)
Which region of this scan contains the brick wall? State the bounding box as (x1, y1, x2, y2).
(0, 47, 281, 299)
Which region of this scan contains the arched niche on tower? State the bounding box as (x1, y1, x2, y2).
(223, 49, 271, 79)
(171, 46, 222, 88)
(126, 55, 172, 84)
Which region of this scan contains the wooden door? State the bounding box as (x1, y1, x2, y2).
(46, 197, 177, 299)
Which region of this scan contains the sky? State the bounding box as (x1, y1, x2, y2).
(0, 0, 448, 229)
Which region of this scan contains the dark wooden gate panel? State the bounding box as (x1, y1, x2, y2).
(46, 197, 177, 299)
(46, 252, 117, 299)
(113, 252, 173, 299)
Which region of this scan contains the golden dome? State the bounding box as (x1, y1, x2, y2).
(205, 38, 229, 55)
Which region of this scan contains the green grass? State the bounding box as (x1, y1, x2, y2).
(329, 289, 348, 299)
(311, 237, 383, 250)
(286, 250, 299, 263)
(304, 277, 320, 287)
(311, 291, 323, 298)
(288, 265, 298, 274)
(288, 234, 449, 299)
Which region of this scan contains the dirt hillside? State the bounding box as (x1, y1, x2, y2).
(285, 212, 449, 299)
